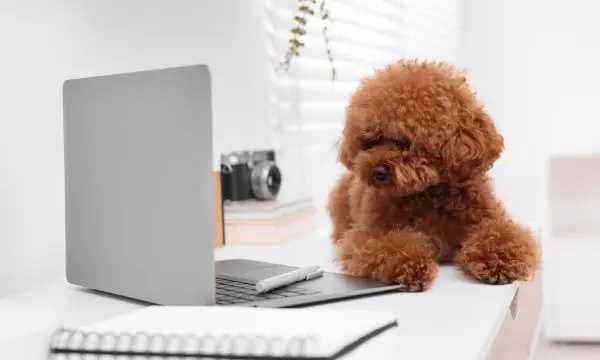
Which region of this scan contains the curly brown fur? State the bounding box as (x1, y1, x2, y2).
(338, 226, 438, 291)
(327, 59, 541, 291)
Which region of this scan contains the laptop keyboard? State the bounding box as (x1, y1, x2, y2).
(215, 277, 320, 305)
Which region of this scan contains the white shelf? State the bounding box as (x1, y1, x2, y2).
(544, 154, 600, 340)
(550, 141, 600, 157)
(545, 238, 600, 340)
(549, 155, 600, 237)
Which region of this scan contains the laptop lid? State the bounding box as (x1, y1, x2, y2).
(63, 65, 215, 305)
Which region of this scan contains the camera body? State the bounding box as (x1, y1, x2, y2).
(220, 150, 282, 201)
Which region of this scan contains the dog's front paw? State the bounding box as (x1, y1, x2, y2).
(388, 255, 438, 292)
(338, 229, 438, 292)
(458, 220, 540, 285)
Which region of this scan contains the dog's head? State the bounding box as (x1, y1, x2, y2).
(337, 60, 503, 196)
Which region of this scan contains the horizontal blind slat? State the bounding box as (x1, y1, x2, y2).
(274, 57, 377, 82)
(267, 31, 402, 66)
(268, 80, 356, 104)
(266, 0, 411, 34)
(266, 11, 406, 51)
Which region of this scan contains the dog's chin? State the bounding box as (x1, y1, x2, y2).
(356, 159, 441, 198)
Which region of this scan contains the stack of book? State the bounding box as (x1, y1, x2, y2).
(223, 195, 316, 245)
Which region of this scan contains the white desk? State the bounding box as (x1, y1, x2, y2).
(0, 228, 534, 360)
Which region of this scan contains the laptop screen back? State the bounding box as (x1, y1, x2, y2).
(63, 65, 215, 305)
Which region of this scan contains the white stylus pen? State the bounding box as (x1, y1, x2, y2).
(256, 265, 323, 293)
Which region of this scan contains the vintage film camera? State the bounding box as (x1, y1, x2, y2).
(220, 150, 282, 201)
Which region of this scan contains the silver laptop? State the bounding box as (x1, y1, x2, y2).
(63, 65, 401, 306)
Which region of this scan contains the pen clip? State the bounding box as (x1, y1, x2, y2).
(305, 268, 324, 281)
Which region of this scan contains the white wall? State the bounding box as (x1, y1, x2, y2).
(0, 0, 271, 297)
(460, 0, 551, 226)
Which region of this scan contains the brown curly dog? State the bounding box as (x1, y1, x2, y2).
(327, 60, 540, 291)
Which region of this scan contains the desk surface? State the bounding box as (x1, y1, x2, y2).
(0, 227, 518, 360)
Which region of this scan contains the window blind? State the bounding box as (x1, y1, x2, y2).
(264, 0, 462, 224)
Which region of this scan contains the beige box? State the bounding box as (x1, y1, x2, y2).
(222, 196, 317, 245)
(213, 172, 224, 248)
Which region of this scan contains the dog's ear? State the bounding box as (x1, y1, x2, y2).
(441, 111, 503, 183)
(336, 136, 354, 170)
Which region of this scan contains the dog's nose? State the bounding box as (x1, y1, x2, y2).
(371, 165, 388, 182)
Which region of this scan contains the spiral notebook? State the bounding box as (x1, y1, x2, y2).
(48, 306, 397, 359)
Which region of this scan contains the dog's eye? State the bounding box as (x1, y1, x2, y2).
(362, 138, 380, 150)
(395, 138, 412, 150)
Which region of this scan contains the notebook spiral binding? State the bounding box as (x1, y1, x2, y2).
(48, 327, 318, 359)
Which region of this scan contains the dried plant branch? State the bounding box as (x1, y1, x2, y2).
(277, 0, 336, 81)
(277, 0, 312, 73)
(318, 0, 336, 81)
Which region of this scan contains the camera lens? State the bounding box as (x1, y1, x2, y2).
(250, 161, 282, 200)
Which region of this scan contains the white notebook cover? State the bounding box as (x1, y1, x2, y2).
(50, 306, 397, 359)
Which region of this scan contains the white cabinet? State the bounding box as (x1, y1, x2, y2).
(543, 154, 600, 340)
